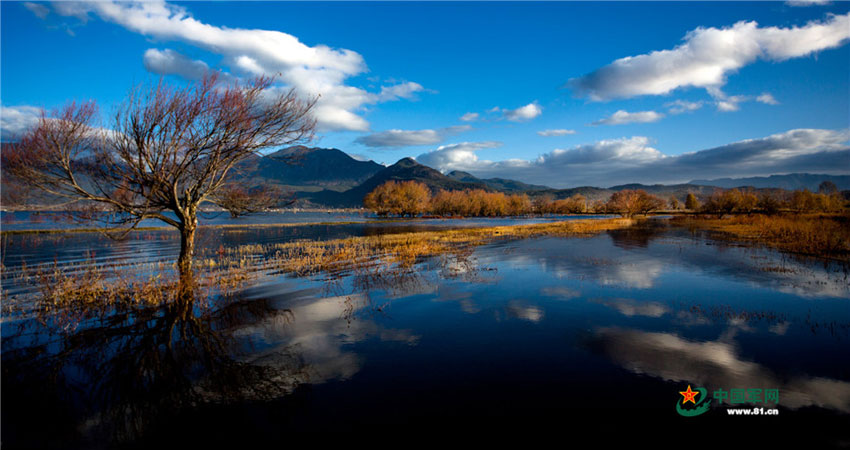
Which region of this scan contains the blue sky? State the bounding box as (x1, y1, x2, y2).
(2, 1, 849, 187)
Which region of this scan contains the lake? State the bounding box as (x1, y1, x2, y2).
(2, 218, 849, 446)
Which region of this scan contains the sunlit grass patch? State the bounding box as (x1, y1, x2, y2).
(671, 213, 850, 260)
(3, 217, 635, 317)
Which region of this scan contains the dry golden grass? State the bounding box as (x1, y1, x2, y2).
(671, 213, 850, 260)
(226, 217, 635, 276)
(5, 217, 634, 315)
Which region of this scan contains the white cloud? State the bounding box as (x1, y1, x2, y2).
(501, 102, 543, 121)
(460, 112, 480, 122)
(414, 129, 850, 188)
(714, 95, 749, 112)
(665, 100, 704, 114)
(757, 92, 780, 105)
(537, 129, 577, 137)
(708, 89, 779, 111)
(1, 106, 43, 141)
(23, 2, 50, 19)
(569, 13, 850, 101)
(415, 141, 503, 170)
(591, 110, 664, 126)
(51, 1, 90, 22)
(143, 48, 211, 81)
(377, 82, 426, 102)
(354, 125, 471, 148)
(47, 1, 427, 132)
(786, 0, 830, 6)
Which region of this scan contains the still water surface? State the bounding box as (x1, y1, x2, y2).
(1, 219, 848, 445)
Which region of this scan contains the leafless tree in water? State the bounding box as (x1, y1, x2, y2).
(5, 73, 317, 289)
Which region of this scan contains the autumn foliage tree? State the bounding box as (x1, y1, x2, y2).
(363, 180, 431, 217)
(365, 183, 534, 217)
(5, 73, 317, 288)
(606, 189, 664, 218)
(685, 192, 700, 211)
(702, 188, 758, 217)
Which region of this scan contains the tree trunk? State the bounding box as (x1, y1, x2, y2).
(177, 214, 197, 300)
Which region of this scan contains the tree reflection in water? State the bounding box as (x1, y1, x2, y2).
(2, 244, 467, 448)
(2, 286, 308, 448)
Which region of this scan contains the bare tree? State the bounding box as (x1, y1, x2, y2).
(6, 73, 316, 288)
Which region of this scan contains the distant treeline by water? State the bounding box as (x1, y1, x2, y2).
(363, 180, 849, 218)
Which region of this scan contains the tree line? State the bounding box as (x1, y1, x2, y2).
(363, 180, 847, 218)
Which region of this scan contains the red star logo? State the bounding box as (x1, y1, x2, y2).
(680, 385, 699, 405)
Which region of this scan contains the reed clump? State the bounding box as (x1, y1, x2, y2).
(4, 258, 260, 322)
(671, 213, 850, 259)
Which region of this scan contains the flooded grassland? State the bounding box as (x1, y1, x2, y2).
(1, 216, 849, 446)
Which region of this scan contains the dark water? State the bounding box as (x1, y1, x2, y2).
(0, 210, 372, 231)
(2, 220, 849, 446)
(0, 210, 613, 231)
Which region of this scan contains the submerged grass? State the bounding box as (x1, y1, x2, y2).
(223, 217, 636, 276)
(3, 218, 635, 315)
(671, 213, 850, 260)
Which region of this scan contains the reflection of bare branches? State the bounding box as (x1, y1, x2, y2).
(2, 289, 309, 447)
(351, 263, 428, 299)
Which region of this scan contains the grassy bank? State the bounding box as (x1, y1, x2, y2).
(670, 213, 850, 260)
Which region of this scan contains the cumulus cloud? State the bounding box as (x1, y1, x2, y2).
(591, 110, 664, 126)
(415, 141, 503, 170)
(1, 106, 43, 141)
(47, 0, 427, 132)
(665, 100, 704, 114)
(354, 125, 471, 148)
(501, 102, 543, 121)
(569, 13, 850, 101)
(414, 128, 849, 188)
(537, 129, 577, 137)
(460, 112, 480, 122)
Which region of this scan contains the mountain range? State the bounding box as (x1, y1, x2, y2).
(3, 145, 848, 208)
(688, 174, 850, 191)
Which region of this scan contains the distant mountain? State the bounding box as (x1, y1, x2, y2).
(7, 140, 843, 210)
(508, 183, 725, 203)
(688, 173, 850, 191)
(305, 158, 488, 207)
(234, 146, 383, 190)
(446, 170, 550, 193)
